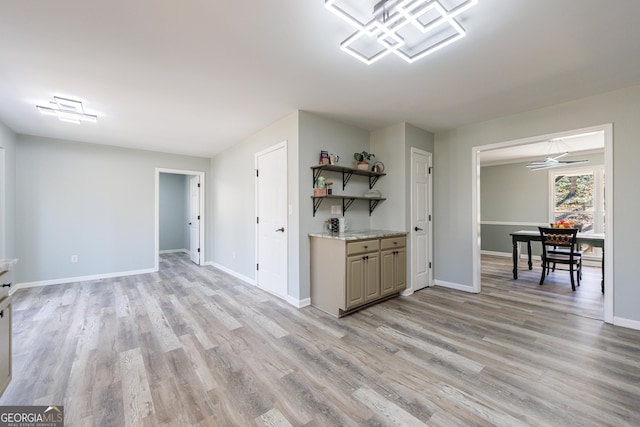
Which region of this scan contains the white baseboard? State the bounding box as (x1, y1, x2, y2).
(434, 279, 477, 293)
(613, 316, 640, 331)
(481, 250, 512, 257)
(159, 249, 189, 254)
(206, 262, 307, 309)
(481, 250, 541, 261)
(11, 267, 157, 295)
(287, 296, 311, 308)
(207, 261, 257, 286)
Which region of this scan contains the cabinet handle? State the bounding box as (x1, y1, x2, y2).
(1, 283, 10, 288)
(364, 245, 368, 249)
(0, 310, 3, 318)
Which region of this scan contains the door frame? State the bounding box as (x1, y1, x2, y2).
(406, 147, 433, 295)
(188, 175, 201, 264)
(471, 123, 613, 323)
(0, 148, 5, 259)
(254, 141, 288, 299)
(155, 168, 205, 271)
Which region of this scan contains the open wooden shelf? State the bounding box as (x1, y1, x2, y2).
(310, 164, 386, 190)
(311, 195, 386, 217)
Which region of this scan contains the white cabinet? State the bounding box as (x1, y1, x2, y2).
(380, 236, 407, 297)
(310, 234, 405, 317)
(346, 241, 380, 310)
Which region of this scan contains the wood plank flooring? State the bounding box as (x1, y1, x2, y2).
(1, 253, 638, 426)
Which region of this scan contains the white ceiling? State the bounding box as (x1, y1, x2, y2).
(1, 1, 639, 158)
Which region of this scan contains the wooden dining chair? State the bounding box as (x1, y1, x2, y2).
(547, 224, 583, 280)
(538, 227, 583, 291)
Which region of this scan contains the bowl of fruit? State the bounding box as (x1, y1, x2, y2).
(553, 220, 575, 229)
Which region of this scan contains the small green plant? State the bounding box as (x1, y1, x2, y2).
(353, 151, 375, 162)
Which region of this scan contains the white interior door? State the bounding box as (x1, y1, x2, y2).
(411, 148, 432, 292)
(189, 175, 200, 264)
(256, 143, 288, 299)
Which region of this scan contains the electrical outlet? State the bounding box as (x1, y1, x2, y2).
(331, 205, 342, 214)
(232, 252, 236, 259)
(71, 255, 78, 263)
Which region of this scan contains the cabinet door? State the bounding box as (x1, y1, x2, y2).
(380, 249, 396, 296)
(394, 248, 407, 292)
(364, 253, 380, 303)
(381, 249, 407, 295)
(346, 255, 366, 309)
(0, 298, 11, 397)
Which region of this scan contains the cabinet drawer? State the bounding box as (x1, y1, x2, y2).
(381, 236, 406, 250)
(347, 239, 379, 255)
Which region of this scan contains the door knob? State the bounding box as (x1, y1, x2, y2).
(275, 227, 285, 232)
(415, 226, 423, 231)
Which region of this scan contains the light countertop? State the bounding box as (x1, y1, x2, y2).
(308, 229, 407, 241)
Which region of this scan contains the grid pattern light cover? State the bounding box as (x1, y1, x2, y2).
(325, 0, 478, 64)
(36, 96, 97, 124)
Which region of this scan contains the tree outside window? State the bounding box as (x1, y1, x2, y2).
(551, 166, 604, 255)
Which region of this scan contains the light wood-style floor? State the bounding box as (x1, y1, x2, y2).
(1, 253, 638, 426)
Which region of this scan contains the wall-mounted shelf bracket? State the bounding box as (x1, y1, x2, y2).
(312, 197, 324, 216)
(369, 199, 382, 215)
(342, 197, 355, 214)
(341, 170, 354, 190)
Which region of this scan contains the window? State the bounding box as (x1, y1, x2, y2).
(549, 165, 604, 256)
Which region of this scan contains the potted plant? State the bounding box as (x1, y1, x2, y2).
(353, 151, 375, 170)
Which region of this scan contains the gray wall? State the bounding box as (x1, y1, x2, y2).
(434, 84, 640, 323)
(370, 123, 406, 230)
(159, 173, 188, 251)
(480, 153, 604, 254)
(404, 123, 435, 231)
(298, 111, 371, 300)
(210, 111, 421, 303)
(0, 120, 17, 259)
(15, 135, 209, 283)
(370, 123, 434, 283)
(210, 111, 300, 297)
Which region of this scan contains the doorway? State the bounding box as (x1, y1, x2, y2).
(155, 168, 205, 271)
(255, 142, 288, 300)
(407, 148, 433, 294)
(471, 124, 613, 323)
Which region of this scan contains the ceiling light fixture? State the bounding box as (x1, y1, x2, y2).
(36, 96, 97, 124)
(526, 140, 589, 171)
(325, 0, 478, 64)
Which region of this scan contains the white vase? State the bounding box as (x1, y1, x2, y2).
(356, 162, 369, 170)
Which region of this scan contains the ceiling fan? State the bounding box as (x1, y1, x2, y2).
(525, 142, 588, 171)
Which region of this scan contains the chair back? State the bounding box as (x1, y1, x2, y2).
(538, 227, 578, 257)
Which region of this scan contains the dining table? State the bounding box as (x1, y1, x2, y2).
(510, 230, 605, 291)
